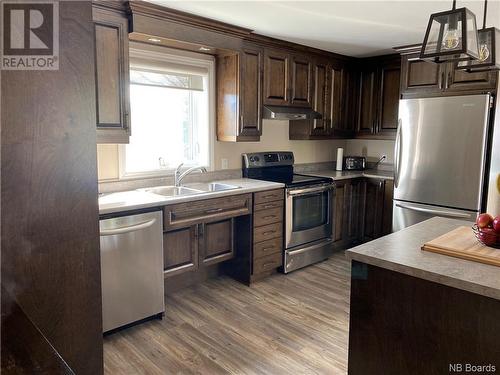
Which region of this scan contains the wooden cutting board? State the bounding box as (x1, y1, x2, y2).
(422, 226, 500, 267)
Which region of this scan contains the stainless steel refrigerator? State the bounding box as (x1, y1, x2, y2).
(393, 94, 491, 231)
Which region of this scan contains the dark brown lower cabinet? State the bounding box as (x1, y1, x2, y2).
(334, 178, 394, 248)
(333, 179, 364, 248)
(362, 179, 385, 241)
(163, 226, 198, 277)
(201, 219, 234, 265)
(361, 178, 394, 241)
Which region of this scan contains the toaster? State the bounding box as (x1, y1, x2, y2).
(344, 156, 366, 170)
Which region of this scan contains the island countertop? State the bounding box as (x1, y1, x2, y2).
(346, 217, 500, 301)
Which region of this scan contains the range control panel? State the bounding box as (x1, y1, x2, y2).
(242, 152, 294, 168)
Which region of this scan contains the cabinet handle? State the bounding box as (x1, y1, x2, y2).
(262, 204, 275, 209)
(262, 246, 275, 252)
(447, 72, 452, 89)
(262, 215, 276, 220)
(198, 224, 204, 237)
(262, 261, 276, 269)
(262, 194, 276, 199)
(206, 208, 223, 214)
(263, 230, 275, 236)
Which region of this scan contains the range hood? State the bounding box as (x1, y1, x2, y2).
(263, 105, 322, 120)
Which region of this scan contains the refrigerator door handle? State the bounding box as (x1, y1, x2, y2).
(395, 202, 472, 219)
(394, 119, 402, 188)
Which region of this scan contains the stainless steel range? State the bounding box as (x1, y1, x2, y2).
(242, 151, 335, 273)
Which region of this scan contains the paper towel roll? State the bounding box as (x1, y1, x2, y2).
(336, 148, 343, 171)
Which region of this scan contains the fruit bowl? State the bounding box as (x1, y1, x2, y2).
(472, 224, 500, 248)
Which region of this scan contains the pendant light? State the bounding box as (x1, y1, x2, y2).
(457, 0, 500, 72)
(420, 0, 480, 63)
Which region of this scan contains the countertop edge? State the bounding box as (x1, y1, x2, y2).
(345, 250, 500, 301)
(99, 179, 285, 216)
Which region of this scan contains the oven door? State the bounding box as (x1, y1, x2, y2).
(285, 184, 334, 249)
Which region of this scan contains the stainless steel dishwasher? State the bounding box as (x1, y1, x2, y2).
(99, 210, 164, 333)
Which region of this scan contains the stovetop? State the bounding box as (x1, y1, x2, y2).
(242, 151, 333, 188)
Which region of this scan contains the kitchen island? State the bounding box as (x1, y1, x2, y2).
(346, 217, 500, 375)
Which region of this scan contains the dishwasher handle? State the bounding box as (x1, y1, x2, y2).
(100, 218, 157, 236)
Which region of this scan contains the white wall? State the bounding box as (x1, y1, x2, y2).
(97, 120, 346, 180)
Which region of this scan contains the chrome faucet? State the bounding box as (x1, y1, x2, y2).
(174, 163, 207, 187)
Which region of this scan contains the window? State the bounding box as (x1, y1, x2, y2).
(119, 45, 214, 178)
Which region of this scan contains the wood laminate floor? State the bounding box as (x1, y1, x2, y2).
(104, 251, 351, 375)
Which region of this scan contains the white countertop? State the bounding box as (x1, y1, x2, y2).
(346, 217, 500, 301)
(306, 169, 394, 181)
(99, 178, 284, 215)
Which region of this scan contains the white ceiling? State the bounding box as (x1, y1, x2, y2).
(149, 0, 500, 57)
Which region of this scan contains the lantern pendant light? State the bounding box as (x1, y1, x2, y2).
(457, 0, 500, 72)
(420, 0, 480, 63)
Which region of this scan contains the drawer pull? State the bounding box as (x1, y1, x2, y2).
(205, 208, 224, 214)
(263, 194, 275, 199)
(263, 230, 275, 236)
(262, 246, 275, 252)
(263, 215, 276, 220)
(263, 262, 276, 269)
(263, 204, 274, 209)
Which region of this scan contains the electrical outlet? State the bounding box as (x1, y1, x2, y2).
(221, 158, 229, 169)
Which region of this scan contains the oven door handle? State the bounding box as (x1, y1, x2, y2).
(287, 184, 334, 197)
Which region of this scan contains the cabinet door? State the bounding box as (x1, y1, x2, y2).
(310, 61, 329, 135)
(377, 63, 400, 136)
(329, 66, 344, 135)
(346, 179, 364, 243)
(400, 53, 443, 96)
(239, 48, 263, 138)
(333, 179, 363, 247)
(382, 180, 394, 236)
(290, 55, 313, 107)
(200, 219, 234, 266)
(163, 226, 198, 277)
(362, 179, 385, 241)
(263, 49, 290, 106)
(446, 63, 497, 92)
(357, 69, 377, 135)
(93, 7, 130, 144)
(339, 68, 358, 137)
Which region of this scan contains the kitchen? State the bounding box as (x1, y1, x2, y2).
(2, 1, 500, 374)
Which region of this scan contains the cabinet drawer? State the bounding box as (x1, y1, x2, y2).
(254, 199, 283, 212)
(163, 194, 252, 230)
(253, 237, 282, 260)
(253, 222, 282, 243)
(254, 189, 284, 205)
(253, 207, 283, 227)
(253, 252, 282, 274)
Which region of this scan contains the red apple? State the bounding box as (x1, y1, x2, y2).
(476, 213, 494, 229)
(479, 227, 497, 246)
(493, 216, 500, 233)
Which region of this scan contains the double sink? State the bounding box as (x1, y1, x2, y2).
(141, 182, 240, 197)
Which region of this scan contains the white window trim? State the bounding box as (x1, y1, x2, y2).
(118, 43, 215, 180)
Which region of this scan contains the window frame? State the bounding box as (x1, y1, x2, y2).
(118, 43, 215, 180)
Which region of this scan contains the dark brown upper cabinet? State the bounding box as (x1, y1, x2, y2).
(355, 55, 401, 140)
(263, 49, 290, 106)
(310, 60, 329, 136)
(217, 46, 263, 142)
(398, 47, 497, 98)
(289, 59, 356, 140)
(263, 49, 313, 108)
(356, 68, 378, 136)
(93, 5, 131, 144)
(290, 54, 313, 107)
